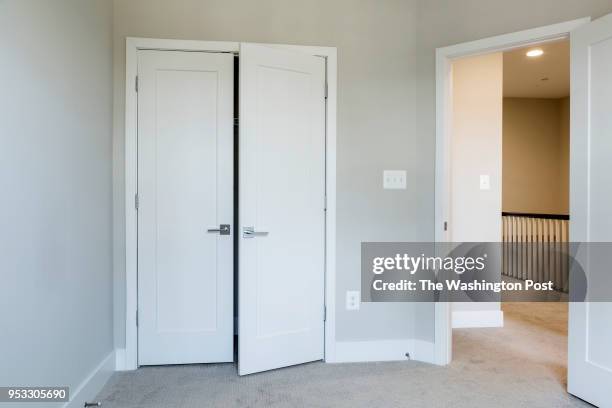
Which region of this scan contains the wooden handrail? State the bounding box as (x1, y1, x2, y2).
(501, 212, 569, 220)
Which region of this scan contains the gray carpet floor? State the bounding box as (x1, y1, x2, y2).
(97, 302, 590, 407)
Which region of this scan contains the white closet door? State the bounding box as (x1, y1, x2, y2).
(568, 13, 612, 408)
(137, 50, 234, 365)
(238, 43, 326, 375)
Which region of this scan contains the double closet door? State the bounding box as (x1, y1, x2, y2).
(136, 44, 326, 375)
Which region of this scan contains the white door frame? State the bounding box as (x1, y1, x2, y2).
(123, 37, 337, 371)
(433, 17, 590, 366)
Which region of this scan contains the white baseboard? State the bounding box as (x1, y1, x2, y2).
(114, 348, 127, 371)
(452, 310, 504, 328)
(64, 351, 115, 408)
(332, 339, 435, 364)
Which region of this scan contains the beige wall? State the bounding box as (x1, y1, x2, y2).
(451, 53, 503, 242)
(502, 98, 570, 215)
(451, 53, 503, 319)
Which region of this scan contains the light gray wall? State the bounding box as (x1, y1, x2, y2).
(0, 0, 114, 395)
(112, 0, 433, 346)
(111, 0, 612, 349)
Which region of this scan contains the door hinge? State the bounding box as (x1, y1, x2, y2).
(323, 305, 327, 322)
(324, 81, 328, 99)
(444, 221, 448, 231)
(135, 194, 139, 210)
(136, 309, 139, 327)
(324, 194, 327, 211)
(135, 75, 139, 93)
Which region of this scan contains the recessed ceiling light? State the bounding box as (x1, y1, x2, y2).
(526, 49, 544, 57)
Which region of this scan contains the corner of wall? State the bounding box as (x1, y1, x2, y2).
(64, 351, 116, 408)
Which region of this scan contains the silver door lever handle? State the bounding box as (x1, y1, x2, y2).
(242, 226, 269, 238)
(207, 224, 231, 235)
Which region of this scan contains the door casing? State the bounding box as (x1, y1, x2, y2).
(434, 17, 590, 366)
(123, 38, 338, 371)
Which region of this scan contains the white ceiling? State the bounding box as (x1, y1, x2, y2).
(503, 40, 569, 99)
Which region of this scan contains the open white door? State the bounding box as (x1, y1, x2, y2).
(137, 50, 234, 365)
(568, 13, 612, 407)
(238, 43, 326, 375)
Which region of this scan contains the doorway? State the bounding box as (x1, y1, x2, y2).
(435, 15, 612, 408)
(123, 39, 338, 375)
(448, 39, 571, 327)
(448, 36, 571, 397)
(447, 30, 573, 363)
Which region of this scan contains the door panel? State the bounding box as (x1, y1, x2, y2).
(569, 13, 612, 407)
(238, 43, 326, 375)
(137, 50, 234, 365)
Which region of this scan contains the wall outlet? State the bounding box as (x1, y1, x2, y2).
(383, 170, 407, 190)
(346, 291, 360, 310)
(479, 174, 490, 190)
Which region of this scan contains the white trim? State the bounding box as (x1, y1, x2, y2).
(114, 348, 127, 371)
(127, 37, 239, 53)
(434, 17, 589, 61)
(434, 302, 452, 365)
(334, 339, 434, 364)
(434, 17, 590, 366)
(64, 351, 115, 408)
(124, 37, 337, 370)
(452, 310, 504, 329)
(323, 47, 338, 364)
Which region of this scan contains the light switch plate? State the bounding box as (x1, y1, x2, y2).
(480, 174, 490, 190)
(383, 170, 407, 189)
(346, 291, 360, 310)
